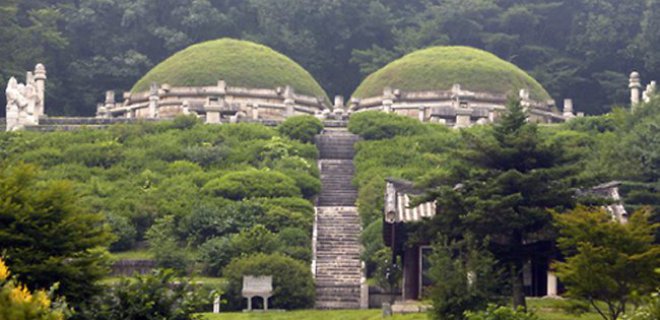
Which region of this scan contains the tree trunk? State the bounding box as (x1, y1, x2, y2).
(511, 231, 527, 310)
(511, 262, 527, 310)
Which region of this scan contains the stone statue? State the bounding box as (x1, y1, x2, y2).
(5, 76, 39, 131)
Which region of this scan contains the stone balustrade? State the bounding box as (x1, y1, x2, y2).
(347, 85, 568, 127)
(98, 80, 330, 124)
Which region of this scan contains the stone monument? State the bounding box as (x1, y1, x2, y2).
(242, 276, 273, 311)
(5, 64, 46, 131)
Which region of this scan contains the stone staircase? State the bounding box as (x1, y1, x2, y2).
(314, 129, 364, 309)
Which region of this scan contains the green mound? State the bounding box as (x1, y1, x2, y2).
(352, 46, 551, 101)
(132, 38, 328, 100)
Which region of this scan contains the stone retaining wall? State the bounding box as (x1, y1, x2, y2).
(111, 259, 157, 276)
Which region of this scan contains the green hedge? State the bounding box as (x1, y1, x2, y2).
(222, 253, 315, 310)
(202, 170, 301, 200)
(278, 115, 324, 143)
(348, 111, 430, 140)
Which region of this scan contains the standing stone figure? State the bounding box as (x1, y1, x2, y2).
(5, 77, 29, 131)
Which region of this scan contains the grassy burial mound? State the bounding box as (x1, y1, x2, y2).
(132, 38, 328, 101)
(352, 46, 551, 101)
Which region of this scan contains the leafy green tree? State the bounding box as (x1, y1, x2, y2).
(553, 206, 660, 320)
(0, 163, 113, 306)
(77, 269, 208, 320)
(223, 253, 314, 310)
(277, 115, 323, 144)
(429, 236, 502, 320)
(426, 98, 580, 309)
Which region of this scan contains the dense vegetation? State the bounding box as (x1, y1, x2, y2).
(2, 0, 659, 116)
(0, 116, 321, 310)
(352, 46, 550, 100)
(349, 98, 659, 317)
(132, 39, 328, 100)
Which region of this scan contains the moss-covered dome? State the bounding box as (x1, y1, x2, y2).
(132, 38, 328, 100)
(352, 46, 551, 101)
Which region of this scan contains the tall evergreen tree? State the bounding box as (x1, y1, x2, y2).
(0, 163, 113, 306)
(426, 98, 581, 309)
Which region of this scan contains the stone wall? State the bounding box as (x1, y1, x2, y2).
(347, 85, 569, 128)
(99, 81, 330, 124)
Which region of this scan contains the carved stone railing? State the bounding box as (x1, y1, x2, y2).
(348, 85, 567, 127)
(99, 81, 330, 123)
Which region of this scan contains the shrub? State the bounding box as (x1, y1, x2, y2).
(170, 114, 202, 130)
(280, 169, 321, 199)
(229, 225, 281, 256)
(78, 269, 208, 320)
(0, 258, 66, 320)
(278, 227, 312, 262)
(464, 305, 538, 320)
(348, 111, 428, 140)
(202, 169, 300, 200)
(262, 203, 313, 233)
(278, 115, 323, 143)
(64, 141, 124, 168)
(223, 253, 314, 310)
(107, 214, 138, 251)
(197, 236, 234, 276)
(429, 237, 502, 320)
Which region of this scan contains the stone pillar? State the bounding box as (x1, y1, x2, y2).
(182, 100, 190, 115)
(418, 106, 425, 122)
(334, 95, 345, 110)
(213, 295, 220, 313)
(252, 104, 260, 120)
(546, 271, 558, 297)
(563, 99, 575, 119)
(360, 261, 369, 309)
(33, 63, 46, 118)
(105, 91, 116, 114)
(455, 109, 472, 128)
(629, 71, 642, 109)
(148, 83, 159, 118)
(206, 111, 221, 124)
(24, 72, 37, 125)
(283, 86, 295, 117)
(217, 80, 227, 95)
(96, 103, 108, 118)
(383, 87, 394, 113)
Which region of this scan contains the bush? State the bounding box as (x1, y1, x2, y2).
(348, 111, 428, 140)
(64, 141, 124, 168)
(107, 214, 138, 251)
(202, 169, 301, 200)
(464, 305, 538, 320)
(229, 225, 281, 256)
(78, 269, 208, 320)
(223, 253, 314, 310)
(429, 237, 502, 320)
(0, 258, 66, 320)
(279, 169, 320, 199)
(278, 115, 323, 143)
(278, 227, 312, 262)
(197, 236, 234, 276)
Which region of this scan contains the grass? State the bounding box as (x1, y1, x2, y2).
(132, 38, 329, 101)
(199, 298, 602, 320)
(352, 46, 551, 101)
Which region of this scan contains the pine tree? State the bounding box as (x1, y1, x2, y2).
(428, 98, 581, 309)
(0, 163, 113, 306)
